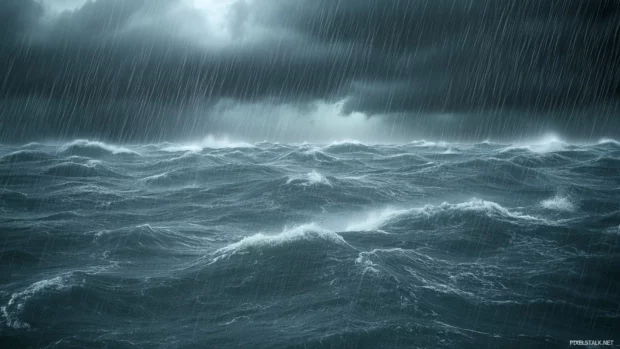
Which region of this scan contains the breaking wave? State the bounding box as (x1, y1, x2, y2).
(541, 194, 576, 212)
(347, 199, 547, 232)
(162, 135, 254, 152)
(286, 170, 333, 187)
(59, 140, 139, 157)
(212, 223, 349, 262)
(1, 275, 73, 329)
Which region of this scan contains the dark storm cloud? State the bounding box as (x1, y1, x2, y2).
(266, 0, 620, 114)
(0, 0, 619, 141)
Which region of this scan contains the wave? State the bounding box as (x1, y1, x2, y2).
(277, 148, 340, 164)
(58, 140, 139, 157)
(1, 276, 72, 329)
(568, 156, 620, 177)
(19, 142, 42, 148)
(323, 140, 381, 154)
(161, 135, 254, 152)
(441, 148, 459, 154)
(138, 163, 283, 188)
(286, 170, 333, 187)
(0, 150, 55, 163)
(94, 224, 207, 257)
(325, 140, 364, 147)
(347, 199, 547, 232)
(140, 171, 174, 186)
(211, 223, 349, 263)
(42, 162, 121, 178)
(597, 138, 620, 147)
(502, 134, 569, 153)
(409, 140, 449, 148)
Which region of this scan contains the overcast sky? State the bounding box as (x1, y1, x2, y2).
(0, 0, 619, 143)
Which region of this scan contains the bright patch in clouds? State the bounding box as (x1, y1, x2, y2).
(39, 0, 89, 13)
(184, 0, 244, 40)
(208, 100, 389, 143)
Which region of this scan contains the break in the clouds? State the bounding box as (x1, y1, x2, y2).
(0, 0, 619, 142)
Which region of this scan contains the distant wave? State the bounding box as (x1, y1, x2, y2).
(597, 138, 620, 146)
(409, 140, 450, 148)
(325, 140, 364, 146)
(499, 135, 569, 153)
(59, 140, 140, 157)
(4, 136, 619, 156)
(323, 140, 381, 154)
(162, 135, 254, 152)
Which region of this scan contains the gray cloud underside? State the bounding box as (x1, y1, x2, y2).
(0, 0, 619, 142)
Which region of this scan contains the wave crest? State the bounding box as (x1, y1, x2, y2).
(42, 162, 120, 178)
(212, 223, 348, 262)
(286, 170, 333, 187)
(540, 195, 576, 212)
(59, 140, 139, 157)
(1, 276, 72, 329)
(0, 150, 54, 163)
(347, 199, 546, 232)
(162, 135, 254, 152)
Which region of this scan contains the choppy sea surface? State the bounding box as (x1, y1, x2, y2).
(1, 137, 619, 348)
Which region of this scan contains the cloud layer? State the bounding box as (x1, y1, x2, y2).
(0, 0, 619, 142)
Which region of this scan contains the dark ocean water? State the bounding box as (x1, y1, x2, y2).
(1, 137, 619, 348)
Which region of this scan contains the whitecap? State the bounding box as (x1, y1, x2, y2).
(141, 172, 170, 183)
(346, 207, 411, 232)
(346, 198, 546, 232)
(19, 142, 42, 148)
(1, 276, 71, 329)
(162, 135, 254, 152)
(58, 139, 139, 155)
(502, 134, 568, 153)
(541, 195, 576, 212)
(441, 148, 459, 154)
(325, 139, 364, 147)
(286, 170, 333, 187)
(597, 138, 620, 146)
(409, 140, 450, 147)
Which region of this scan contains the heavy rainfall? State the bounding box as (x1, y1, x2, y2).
(0, 0, 619, 348)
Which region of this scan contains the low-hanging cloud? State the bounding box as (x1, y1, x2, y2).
(0, 0, 619, 142)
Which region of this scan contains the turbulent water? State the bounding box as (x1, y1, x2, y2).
(1, 137, 619, 348)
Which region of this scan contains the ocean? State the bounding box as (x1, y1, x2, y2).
(1, 138, 619, 348)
